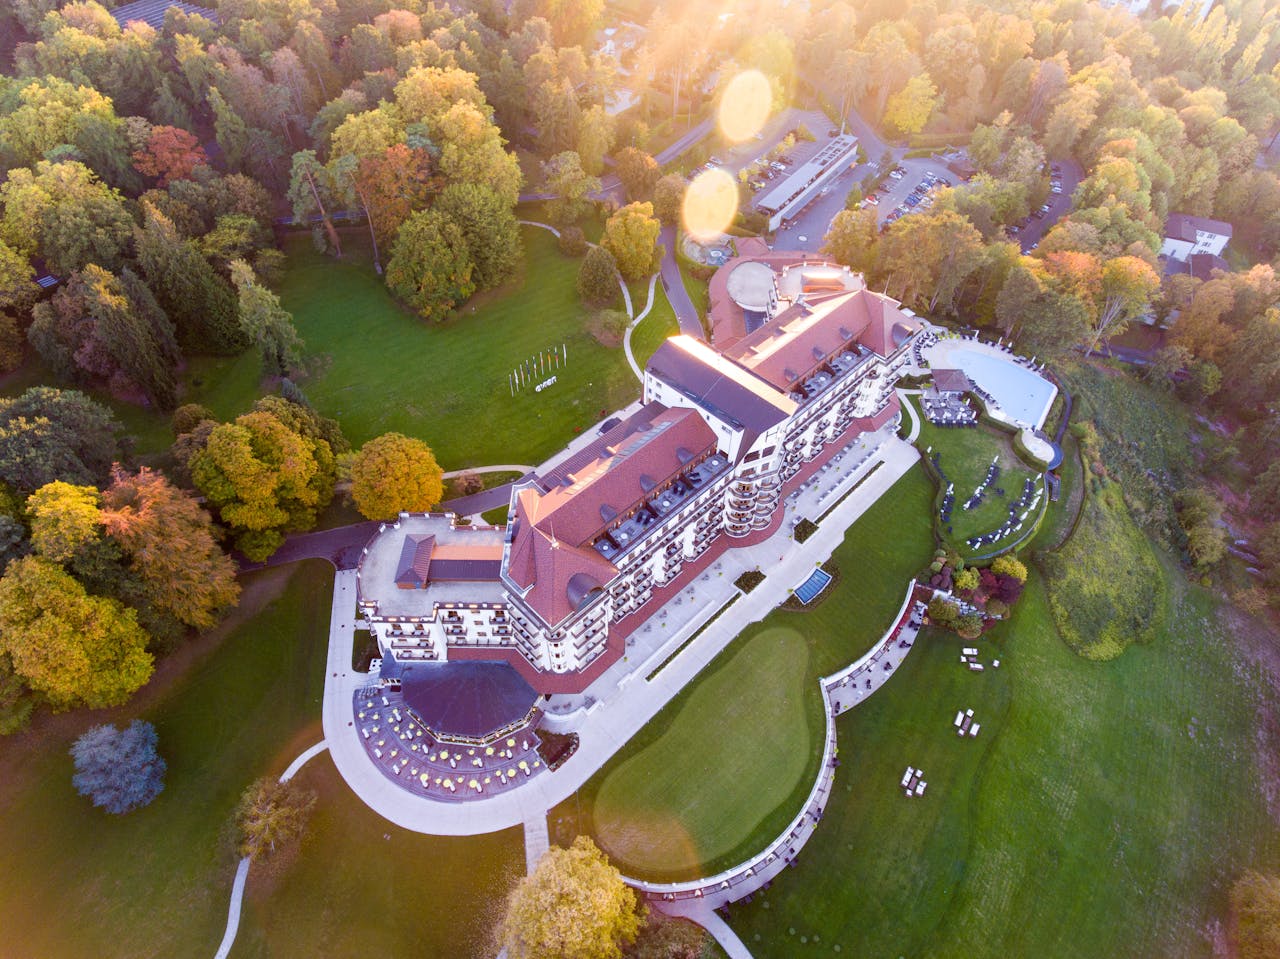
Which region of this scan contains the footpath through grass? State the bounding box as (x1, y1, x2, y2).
(0, 562, 333, 959)
(630, 283, 680, 368)
(563, 466, 936, 879)
(729, 570, 1278, 958)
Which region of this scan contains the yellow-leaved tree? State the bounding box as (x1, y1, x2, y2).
(348, 432, 444, 520)
(498, 836, 642, 959)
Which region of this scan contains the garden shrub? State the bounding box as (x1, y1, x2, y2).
(558, 226, 587, 257)
(794, 519, 819, 543)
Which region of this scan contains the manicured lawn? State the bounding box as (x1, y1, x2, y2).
(279, 226, 641, 469)
(233, 755, 524, 959)
(593, 627, 812, 874)
(909, 395, 1040, 554)
(563, 467, 937, 880)
(728, 570, 1278, 959)
(630, 284, 680, 368)
(0, 562, 334, 959)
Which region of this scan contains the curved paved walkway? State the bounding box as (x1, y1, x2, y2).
(897, 388, 922, 443)
(622, 273, 659, 381)
(519, 218, 634, 317)
(441, 465, 533, 479)
(213, 741, 329, 959)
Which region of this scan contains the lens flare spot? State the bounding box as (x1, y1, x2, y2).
(682, 168, 739, 243)
(718, 69, 772, 143)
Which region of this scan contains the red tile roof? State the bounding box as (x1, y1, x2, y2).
(723, 288, 919, 391)
(507, 405, 717, 625)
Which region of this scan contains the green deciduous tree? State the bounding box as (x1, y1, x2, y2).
(874, 211, 985, 315)
(385, 208, 476, 321)
(499, 836, 642, 959)
(348, 432, 444, 519)
(577, 245, 620, 306)
(1231, 870, 1280, 959)
(614, 147, 659, 202)
(651, 174, 686, 227)
(0, 386, 123, 493)
(435, 183, 523, 291)
(235, 776, 317, 862)
(822, 209, 879, 274)
(542, 151, 601, 226)
(0, 555, 152, 710)
(0, 161, 133, 277)
(190, 407, 336, 561)
(883, 74, 938, 137)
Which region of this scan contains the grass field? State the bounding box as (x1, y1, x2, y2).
(728, 569, 1279, 959)
(909, 396, 1040, 553)
(0, 562, 334, 959)
(279, 226, 641, 469)
(630, 284, 680, 368)
(233, 755, 523, 959)
(563, 467, 937, 880)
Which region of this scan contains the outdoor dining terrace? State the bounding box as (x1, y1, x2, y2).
(352, 687, 546, 802)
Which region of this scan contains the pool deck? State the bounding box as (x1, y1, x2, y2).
(918, 332, 1057, 430)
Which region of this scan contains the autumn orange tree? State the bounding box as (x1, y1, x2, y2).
(132, 125, 209, 186)
(348, 432, 444, 519)
(101, 466, 240, 630)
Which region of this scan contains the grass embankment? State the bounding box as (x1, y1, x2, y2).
(678, 258, 711, 323)
(1059, 363, 1195, 542)
(629, 283, 680, 368)
(558, 467, 936, 879)
(908, 396, 1039, 553)
(0, 562, 334, 959)
(729, 570, 1278, 959)
(1040, 478, 1166, 660)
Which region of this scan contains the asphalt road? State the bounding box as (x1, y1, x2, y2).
(1012, 158, 1083, 252)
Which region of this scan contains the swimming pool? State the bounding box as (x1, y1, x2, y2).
(927, 344, 1058, 428)
(794, 568, 833, 605)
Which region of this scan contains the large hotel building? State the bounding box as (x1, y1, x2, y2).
(356, 243, 922, 700)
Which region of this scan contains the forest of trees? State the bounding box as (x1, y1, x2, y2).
(1, 0, 1280, 728)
